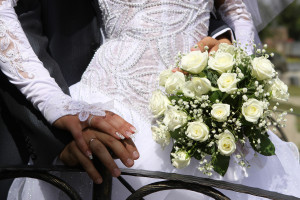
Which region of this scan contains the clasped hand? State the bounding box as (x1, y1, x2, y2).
(54, 111, 139, 184)
(53, 36, 232, 184)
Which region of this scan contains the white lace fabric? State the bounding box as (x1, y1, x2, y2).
(0, 0, 108, 124)
(218, 0, 260, 53)
(80, 0, 214, 121)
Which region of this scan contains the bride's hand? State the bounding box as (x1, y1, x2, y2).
(59, 128, 139, 184)
(191, 36, 232, 53)
(54, 111, 137, 159)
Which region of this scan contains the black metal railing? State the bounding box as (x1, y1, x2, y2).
(1, 166, 300, 200)
(1, 115, 299, 200)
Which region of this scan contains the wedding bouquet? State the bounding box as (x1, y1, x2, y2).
(150, 43, 291, 176)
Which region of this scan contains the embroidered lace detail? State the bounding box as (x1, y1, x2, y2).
(218, 0, 256, 53)
(219, 0, 252, 23)
(80, 0, 214, 122)
(44, 95, 112, 123)
(0, 0, 34, 79)
(64, 100, 112, 121)
(0, 0, 17, 8)
(0, 0, 111, 124)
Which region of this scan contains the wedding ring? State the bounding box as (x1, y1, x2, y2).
(88, 138, 97, 147)
(88, 115, 95, 127)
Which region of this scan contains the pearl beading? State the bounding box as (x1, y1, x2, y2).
(79, 0, 213, 121)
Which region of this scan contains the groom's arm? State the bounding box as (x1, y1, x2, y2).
(209, 13, 234, 41)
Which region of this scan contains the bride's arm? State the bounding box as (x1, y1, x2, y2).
(0, 0, 136, 158)
(216, 0, 260, 54)
(0, 0, 77, 124)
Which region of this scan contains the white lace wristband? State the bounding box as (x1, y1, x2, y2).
(44, 95, 114, 124)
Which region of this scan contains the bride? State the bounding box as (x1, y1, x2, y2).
(3, 0, 300, 199)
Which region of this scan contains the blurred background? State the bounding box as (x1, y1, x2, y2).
(258, 0, 300, 148)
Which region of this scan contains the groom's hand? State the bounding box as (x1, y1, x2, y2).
(191, 36, 231, 53)
(54, 111, 137, 160)
(59, 128, 139, 184)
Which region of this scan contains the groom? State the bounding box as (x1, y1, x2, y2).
(0, 0, 233, 198)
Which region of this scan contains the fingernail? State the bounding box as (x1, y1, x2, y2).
(87, 151, 93, 160)
(126, 131, 132, 137)
(130, 127, 137, 133)
(95, 178, 102, 184)
(127, 158, 134, 166)
(133, 151, 139, 159)
(113, 168, 121, 177)
(116, 132, 125, 140)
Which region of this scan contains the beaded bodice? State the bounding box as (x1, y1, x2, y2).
(80, 0, 213, 120)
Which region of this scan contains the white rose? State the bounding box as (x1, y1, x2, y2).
(218, 43, 235, 55)
(149, 90, 171, 117)
(191, 77, 211, 96)
(159, 69, 173, 87)
(211, 103, 230, 122)
(165, 72, 185, 94)
(252, 57, 275, 80)
(151, 123, 171, 149)
(208, 52, 235, 74)
(171, 150, 191, 169)
(185, 121, 209, 142)
(182, 81, 196, 98)
(181, 51, 208, 74)
(219, 129, 235, 140)
(217, 73, 238, 94)
(163, 106, 188, 131)
(268, 78, 289, 101)
(242, 98, 264, 123)
(218, 130, 236, 156)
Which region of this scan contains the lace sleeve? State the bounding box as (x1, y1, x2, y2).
(0, 0, 107, 124)
(218, 0, 260, 54)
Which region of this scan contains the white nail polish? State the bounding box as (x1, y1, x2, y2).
(116, 132, 125, 140)
(130, 127, 137, 133)
(129, 134, 135, 139)
(87, 153, 93, 160)
(126, 131, 132, 137)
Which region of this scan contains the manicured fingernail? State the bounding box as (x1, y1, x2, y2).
(95, 178, 102, 184)
(130, 127, 137, 133)
(87, 151, 93, 160)
(116, 132, 125, 140)
(113, 168, 121, 177)
(127, 158, 134, 166)
(126, 131, 132, 137)
(133, 151, 139, 159)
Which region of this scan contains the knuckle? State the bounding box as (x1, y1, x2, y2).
(93, 119, 102, 128)
(106, 136, 118, 145)
(91, 142, 104, 152)
(92, 144, 102, 153)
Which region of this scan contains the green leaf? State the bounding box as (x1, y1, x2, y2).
(169, 95, 192, 102)
(198, 72, 206, 78)
(170, 126, 187, 140)
(211, 153, 230, 176)
(209, 90, 223, 103)
(206, 70, 219, 87)
(250, 133, 276, 156)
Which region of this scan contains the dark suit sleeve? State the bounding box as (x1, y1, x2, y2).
(208, 13, 235, 40)
(0, 0, 73, 166)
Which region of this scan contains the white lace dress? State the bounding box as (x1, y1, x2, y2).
(4, 0, 300, 199)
